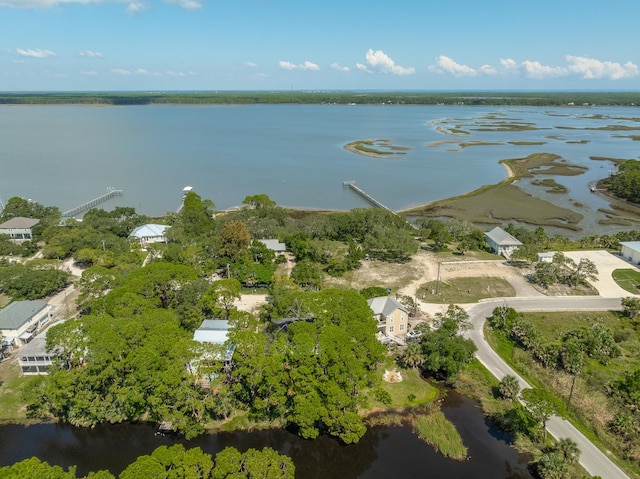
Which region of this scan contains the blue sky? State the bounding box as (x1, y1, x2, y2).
(1, 0, 639, 91)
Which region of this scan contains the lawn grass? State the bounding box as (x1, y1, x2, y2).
(377, 362, 438, 408)
(418, 276, 516, 303)
(612, 268, 640, 294)
(412, 411, 467, 460)
(0, 360, 43, 423)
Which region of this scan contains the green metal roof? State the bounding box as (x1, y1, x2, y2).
(0, 301, 48, 331)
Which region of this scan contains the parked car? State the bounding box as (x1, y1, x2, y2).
(406, 329, 422, 342)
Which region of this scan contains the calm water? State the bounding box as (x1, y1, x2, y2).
(1, 104, 638, 229)
(0, 393, 532, 478)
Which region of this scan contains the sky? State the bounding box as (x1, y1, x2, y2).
(1, 0, 639, 92)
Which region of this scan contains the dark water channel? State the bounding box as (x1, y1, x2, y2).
(0, 392, 532, 478)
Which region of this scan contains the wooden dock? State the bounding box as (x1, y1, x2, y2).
(62, 187, 123, 218)
(343, 181, 394, 213)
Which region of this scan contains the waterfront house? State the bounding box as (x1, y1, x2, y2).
(367, 296, 409, 343)
(18, 332, 57, 375)
(191, 319, 236, 378)
(0, 300, 50, 349)
(0, 217, 40, 241)
(129, 224, 169, 247)
(620, 241, 640, 264)
(485, 226, 522, 259)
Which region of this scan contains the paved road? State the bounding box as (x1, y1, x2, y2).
(465, 296, 629, 479)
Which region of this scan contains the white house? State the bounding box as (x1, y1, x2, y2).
(129, 224, 169, 246)
(485, 226, 522, 258)
(0, 217, 40, 241)
(620, 241, 640, 264)
(367, 296, 409, 343)
(0, 300, 50, 348)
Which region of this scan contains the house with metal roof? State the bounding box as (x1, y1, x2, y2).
(129, 224, 169, 246)
(484, 226, 522, 258)
(0, 217, 40, 241)
(620, 241, 640, 264)
(0, 300, 50, 349)
(367, 296, 409, 343)
(258, 239, 286, 254)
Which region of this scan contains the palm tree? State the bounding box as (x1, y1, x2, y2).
(498, 374, 520, 400)
(402, 342, 424, 370)
(555, 437, 580, 465)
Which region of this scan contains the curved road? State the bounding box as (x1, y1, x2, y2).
(465, 296, 628, 479)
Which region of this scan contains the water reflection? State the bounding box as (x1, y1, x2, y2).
(0, 392, 532, 478)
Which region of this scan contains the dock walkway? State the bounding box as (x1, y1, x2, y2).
(343, 181, 394, 213)
(62, 187, 123, 218)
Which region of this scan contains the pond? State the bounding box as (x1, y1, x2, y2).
(0, 392, 532, 478)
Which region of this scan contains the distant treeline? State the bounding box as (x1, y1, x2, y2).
(1, 91, 640, 106)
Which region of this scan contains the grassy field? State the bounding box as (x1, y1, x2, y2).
(612, 268, 640, 294)
(418, 276, 516, 303)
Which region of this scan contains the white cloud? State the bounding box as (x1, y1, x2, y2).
(243, 61, 258, 68)
(500, 58, 518, 71)
(126, 2, 148, 14)
(356, 63, 371, 74)
(521, 60, 566, 79)
(163, 0, 202, 9)
(112, 68, 154, 76)
(166, 70, 196, 77)
(330, 62, 350, 72)
(363, 49, 415, 75)
(428, 55, 476, 76)
(79, 50, 104, 58)
(479, 64, 497, 75)
(16, 48, 56, 58)
(278, 60, 319, 71)
(80, 70, 98, 75)
(565, 55, 638, 80)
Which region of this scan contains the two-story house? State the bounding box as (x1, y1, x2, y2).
(367, 295, 409, 342)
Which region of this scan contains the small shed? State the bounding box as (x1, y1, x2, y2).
(485, 227, 522, 258)
(620, 241, 640, 264)
(537, 252, 555, 263)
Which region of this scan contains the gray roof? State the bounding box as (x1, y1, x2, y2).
(484, 226, 522, 246)
(0, 217, 40, 229)
(259, 239, 286, 252)
(0, 301, 48, 331)
(129, 224, 169, 239)
(367, 296, 409, 317)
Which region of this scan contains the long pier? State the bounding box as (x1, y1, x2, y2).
(62, 187, 123, 218)
(343, 181, 394, 213)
